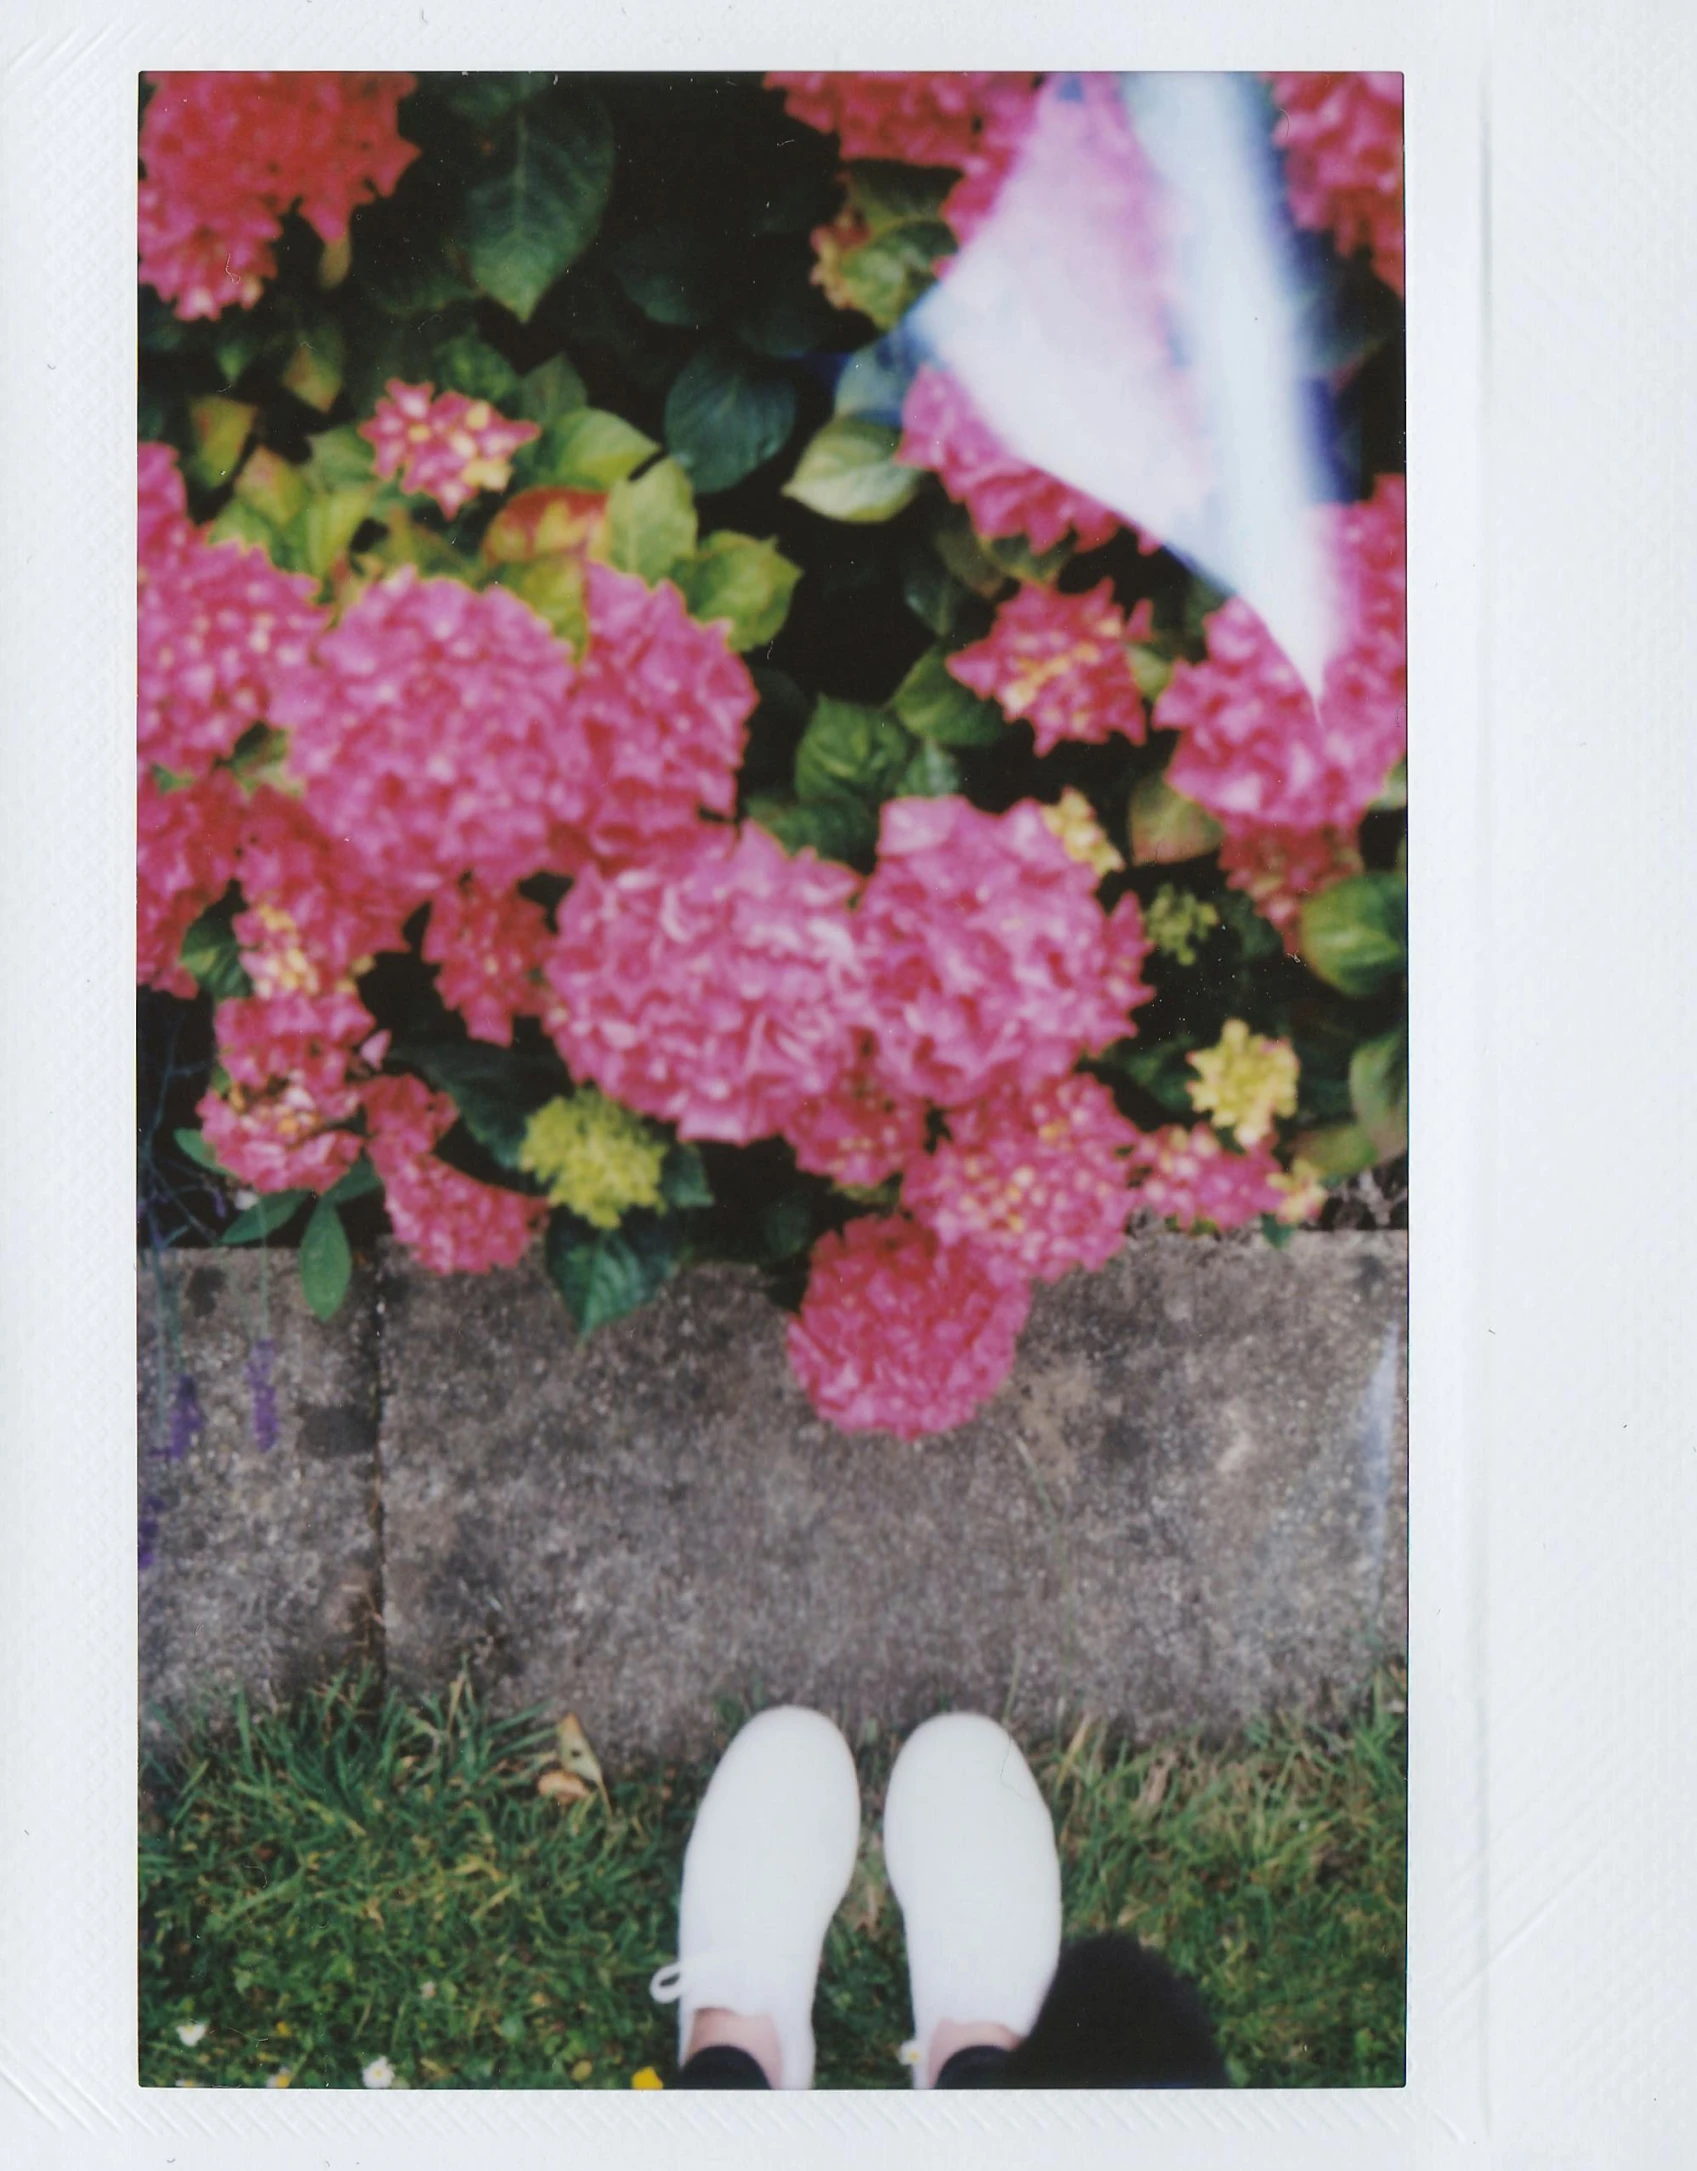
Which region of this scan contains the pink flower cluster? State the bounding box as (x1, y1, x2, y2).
(568, 563, 753, 866)
(767, 72, 1039, 241)
(1127, 1123, 1289, 1233)
(199, 988, 377, 1194)
(361, 1075, 548, 1274)
(1268, 73, 1404, 297)
(904, 1074, 1138, 1284)
(421, 879, 555, 1046)
(273, 564, 753, 895)
(785, 1213, 1032, 1440)
(234, 789, 415, 992)
(545, 823, 866, 1144)
(784, 1054, 928, 1191)
(273, 569, 584, 893)
(853, 796, 1151, 1108)
(899, 367, 1120, 555)
(1217, 827, 1365, 952)
(139, 72, 418, 319)
(360, 381, 541, 518)
(138, 769, 242, 997)
(1156, 476, 1405, 926)
(139, 450, 324, 781)
(947, 581, 1149, 756)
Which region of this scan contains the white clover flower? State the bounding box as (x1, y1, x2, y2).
(175, 2019, 208, 2047)
(361, 2056, 396, 2090)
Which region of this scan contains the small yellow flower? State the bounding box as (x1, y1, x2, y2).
(1144, 883, 1220, 967)
(1041, 788, 1124, 880)
(265, 2068, 292, 2089)
(630, 2066, 664, 2090)
(1270, 1155, 1327, 1226)
(517, 1091, 668, 1229)
(1187, 1019, 1300, 1147)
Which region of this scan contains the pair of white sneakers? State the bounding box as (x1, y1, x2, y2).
(649, 1707, 1062, 2090)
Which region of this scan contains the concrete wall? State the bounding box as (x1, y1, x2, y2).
(139, 1233, 1406, 1765)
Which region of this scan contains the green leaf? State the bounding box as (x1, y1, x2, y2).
(664, 346, 798, 497)
(848, 162, 957, 231)
(1291, 1121, 1380, 1181)
(299, 486, 378, 579)
(188, 396, 257, 489)
(735, 266, 838, 359)
(233, 447, 307, 531)
(395, 1042, 566, 1170)
(428, 70, 555, 128)
(898, 545, 976, 638)
(173, 1127, 227, 1174)
(1127, 642, 1174, 701)
(985, 529, 1073, 584)
(431, 330, 521, 405)
(829, 220, 954, 330)
(659, 1144, 713, 1211)
(1349, 1025, 1409, 1159)
(298, 1199, 354, 1321)
(1128, 772, 1225, 866)
(928, 501, 1007, 596)
(1298, 874, 1407, 998)
(179, 905, 251, 1003)
(322, 1155, 382, 1208)
(757, 1191, 815, 1263)
(490, 555, 589, 651)
(890, 647, 1005, 748)
(749, 793, 878, 865)
(1110, 1038, 1202, 1118)
(281, 328, 345, 415)
(1369, 755, 1408, 812)
(457, 95, 614, 321)
(205, 499, 284, 557)
(515, 354, 587, 425)
(674, 532, 801, 651)
(545, 1209, 679, 1334)
(896, 741, 961, 797)
(795, 696, 912, 804)
(219, 1191, 312, 1246)
(783, 417, 921, 524)
(302, 424, 378, 491)
(515, 407, 657, 491)
(610, 222, 719, 329)
(603, 458, 698, 586)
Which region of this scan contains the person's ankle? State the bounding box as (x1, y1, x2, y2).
(686, 2007, 784, 2087)
(927, 2018, 1021, 2086)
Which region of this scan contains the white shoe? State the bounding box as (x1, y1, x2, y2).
(649, 1707, 861, 2089)
(882, 1713, 1062, 2088)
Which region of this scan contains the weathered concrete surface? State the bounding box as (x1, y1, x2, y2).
(378, 1233, 1406, 1764)
(138, 1255, 380, 1742)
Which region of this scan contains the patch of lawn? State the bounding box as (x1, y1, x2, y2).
(141, 1668, 1404, 2090)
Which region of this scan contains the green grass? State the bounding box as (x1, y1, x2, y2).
(141, 1669, 1405, 2091)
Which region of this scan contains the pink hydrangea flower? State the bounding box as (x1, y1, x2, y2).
(139, 443, 195, 565)
(568, 562, 754, 866)
(359, 381, 541, 518)
(782, 1049, 929, 1190)
(785, 1212, 1031, 1439)
(137, 768, 242, 995)
(853, 797, 1153, 1110)
(361, 1074, 547, 1273)
(1268, 72, 1404, 297)
(1217, 826, 1364, 952)
(273, 568, 587, 894)
(904, 1073, 1138, 1282)
(545, 823, 867, 1145)
(422, 878, 555, 1046)
(767, 69, 1037, 176)
(899, 366, 1120, 554)
(233, 788, 416, 993)
(139, 72, 418, 319)
(1157, 476, 1406, 836)
(1127, 1123, 1288, 1233)
(199, 988, 377, 1194)
(946, 581, 1150, 755)
(139, 525, 325, 780)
